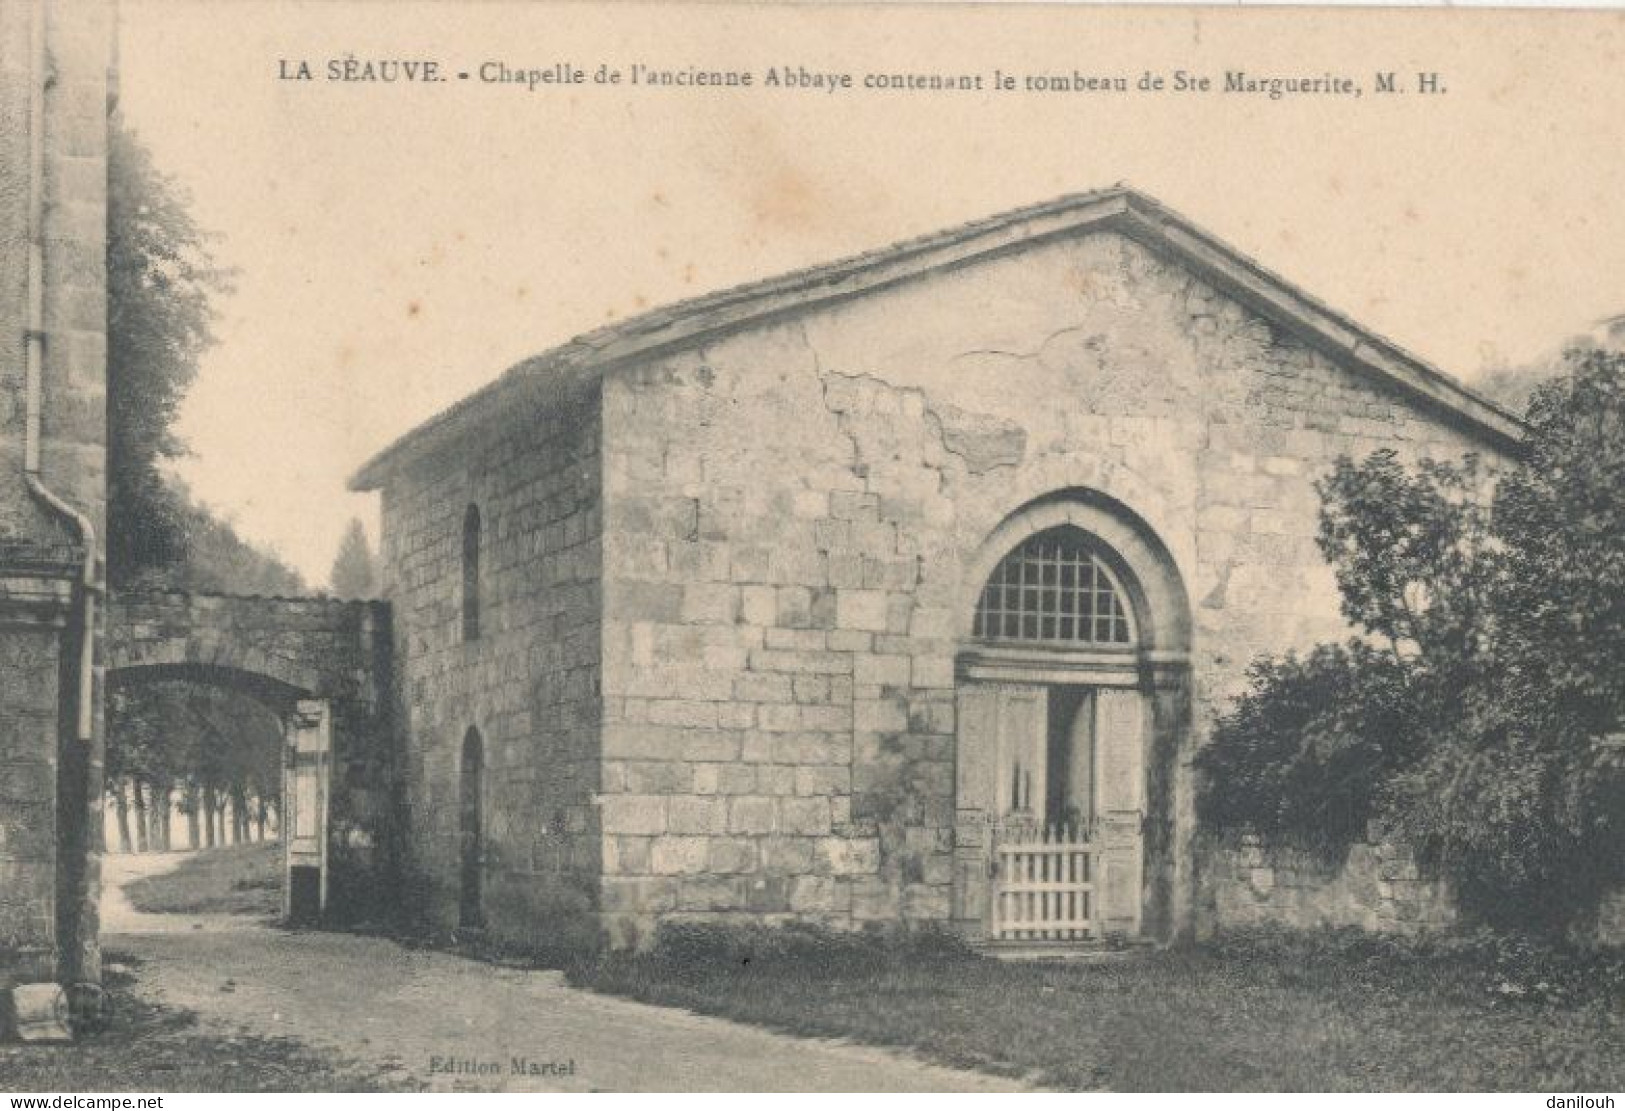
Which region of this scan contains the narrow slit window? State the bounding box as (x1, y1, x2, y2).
(462, 503, 481, 642)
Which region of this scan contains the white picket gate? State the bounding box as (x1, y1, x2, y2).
(989, 824, 1096, 942)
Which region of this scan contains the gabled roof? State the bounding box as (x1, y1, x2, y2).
(350, 186, 1524, 490)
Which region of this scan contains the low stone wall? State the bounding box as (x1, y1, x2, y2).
(1200, 837, 1625, 947)
(1198, 836, 1457, 936)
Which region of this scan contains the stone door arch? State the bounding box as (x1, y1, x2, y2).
(954, 490, 1193, 944)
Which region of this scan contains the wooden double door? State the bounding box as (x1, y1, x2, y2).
(954, 681, 1146, 940)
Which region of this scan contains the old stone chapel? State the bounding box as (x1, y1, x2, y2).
(351, 188, 1521, 951)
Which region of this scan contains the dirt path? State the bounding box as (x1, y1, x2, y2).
(102, 854, 1031, 1092)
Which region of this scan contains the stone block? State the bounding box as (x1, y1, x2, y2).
(809, 590, 839, 629)
(603, 725, 741, 763)
(756, 765, 795, 795)
(911, 655, 955, 689)
(791, 489, 829, 519)
(765, 627, 827, 652)
(788, 875, 839, 914)
(826, 629, 873, 653)
(9, 983, 71, 1042)
(770, 732, 847, 765)
(668, 795, 728, 835)
(717, 764, 758, 794)
(645, 701, 723, 739)
(706, 837, 758, 874)
(598, 794, 669, 836)
(681, 583, 738, 624)
(908, 606, 957, 639)
(780, 796, 832, 836)
(907, 699, 955, 734)
(747, 648, 852, 675)
(727, 796, 779, 835)
(605, 836, 653, 874)
(609, 580, 682, 622)
(740, 585, 777, 626)
(734, 673, 794, 703)
(850, 877, 900, 920)
(691, 764, 721, 795)
(796, 705, 850, 732)
(754, 703, 798, 733)
(854, 699, 907, 732)
(761, 837, 818, 873)
(669, 540, 732, 582)
(794, 765, 850, 796)
(836, 590, 889, 632)
(903, 884, 951, 920)
(674, 875, 743, 912)
(855, 653, 911, 686)
(717, 703, 755, 730)
(813, 519, 852, 551)
(744, 876, 792, 913)
(827, 553, 866, 589)
(730, 545, 774, 583)
(775, 586, 813, 628)
(830, 491, 879, 520)
(651, 836, 711, 875)
(817, 836, 881, 876)
(792, 675, 831, 703)
(621, 761, 691, 794)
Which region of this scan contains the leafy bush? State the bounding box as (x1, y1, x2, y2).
(1199, 348, 1625, 932)
(1195, 642, 1418, 857)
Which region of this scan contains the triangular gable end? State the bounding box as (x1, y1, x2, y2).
(351, 187, 1523, 490)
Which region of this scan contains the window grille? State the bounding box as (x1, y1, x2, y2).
(973, 527, 1133, 646)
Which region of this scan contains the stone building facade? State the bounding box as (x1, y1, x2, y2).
(0, 1, 116, 1001)
(353, 188, 1522, 950)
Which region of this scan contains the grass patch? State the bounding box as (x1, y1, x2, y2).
(124, 843, 281, 917)
(0, 952, 418, 1092)
(568, 922, 1625, 1091)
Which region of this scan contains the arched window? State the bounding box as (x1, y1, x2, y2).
(462, 504, 481, 642)
(972, 526, 1133, 646)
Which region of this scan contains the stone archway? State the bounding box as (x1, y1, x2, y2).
(104, 592, 397, 924)
(954, 490, 1194, 945)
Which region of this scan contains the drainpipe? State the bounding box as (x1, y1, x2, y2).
(21, 0, 104, 1019)
(23, 0, 100, 749)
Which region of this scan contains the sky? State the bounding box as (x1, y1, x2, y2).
(115, 1, 1625, 586)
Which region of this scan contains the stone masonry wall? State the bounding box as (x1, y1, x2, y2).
(381, 378, 602, 947)
(1199, 837, 1457, 936)
(595, 228, 1509, 945)
(0, 622, 64, 987)
(1201, 837, 1625, 946)
(0, 2, 113, 994)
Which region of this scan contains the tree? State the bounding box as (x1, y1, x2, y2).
(1198, 347, 1625, 932)
(148, 489, 306, 596)
(104, 123, 309, 854)
(106, 118, 232, 588)
(1495, 347, 1625, 724)
(328, 518, 379, 599)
